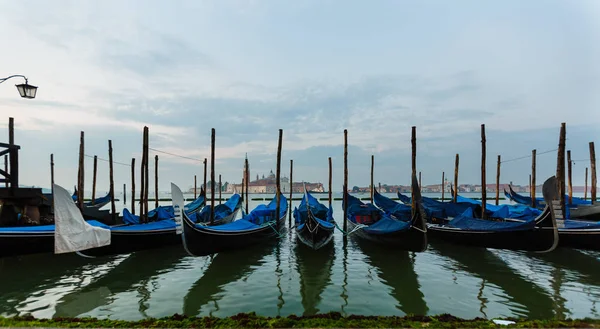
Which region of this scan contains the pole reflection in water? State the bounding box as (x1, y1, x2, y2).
(53, 246, 187, 318)
(294, 240, 335, 316)
(351, 238, 428, 316)
(340, 238, 349, 315)
(182, 242, 276, 317)
(428, 241, 554, 319)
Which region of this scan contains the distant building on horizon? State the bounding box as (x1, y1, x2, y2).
(226, 169, 324, 194)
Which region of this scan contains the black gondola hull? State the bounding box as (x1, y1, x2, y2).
(426, 225, 557, 252)
(557, 229, 600, 251)
(0, 232, 53, 258)
(346, 219, 427, 252)
(182, 214, 286, 256)
(296, 223, 334, 250)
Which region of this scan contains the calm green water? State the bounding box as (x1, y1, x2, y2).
(1, 194, 599, 320)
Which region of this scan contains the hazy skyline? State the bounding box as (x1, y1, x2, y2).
(1, 0, 599, 193)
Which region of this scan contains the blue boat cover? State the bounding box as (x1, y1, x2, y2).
(508, 188, 591, 208)
(294, 191, 335, 229)
(0, 220, 109, 233)
(193, 194, 241, 223)
(201, 194, 288, 231)
(397, 191, 481, 219)
(71, 191, 112, 207)
(447, 208, 536, 231)
(344, 193, 412, 234)
(121, 195, 205, 224)
(373, 192, 411, 222)
(111, 219, 176, 231)
(456, 195, 542, 220)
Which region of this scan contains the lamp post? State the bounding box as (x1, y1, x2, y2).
(0, 75, 38, 99)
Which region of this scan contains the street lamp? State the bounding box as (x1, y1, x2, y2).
(0, 75, 38, 99)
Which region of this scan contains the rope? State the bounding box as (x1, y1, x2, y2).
(333, 220, 366, 236)
(149, 147, 204, 162)
(501, 149, 557, 164)
(84, 154, 130, 167)
(267, 221, 285, 238)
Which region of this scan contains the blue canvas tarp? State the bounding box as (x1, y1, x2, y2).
(456, 195, 542, 220)
(111, 219, 176, 231)
(294, 191, 334, 228)
(121, 195, 205, 224)
(373, 191, 411, 222)
(447, 208, 536, 232)
(345, 193, 412, 234)
(193, 194, 241, 223)
(397, 191, 482, 219)
(199, 194, 288, 231)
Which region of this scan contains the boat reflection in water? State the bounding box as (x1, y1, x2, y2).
(53, 246, 187, 318)
(0, 253, 119, 317)
(294, 240, 335, 315)
(351, 238, 428, 316)
(428, 241, 555, 319)
(182, 241, 276, 317)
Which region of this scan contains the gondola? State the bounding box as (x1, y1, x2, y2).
(80, 195, 243, 257)
(343, 174, 427, 251)
(461, 189, 600, 251)
(506, 185, 592, 209)
(0, 186, 206, 258)
(294, 188, 335, 250)
(172, 183, 287, 257)
(420, 176, 560, 252)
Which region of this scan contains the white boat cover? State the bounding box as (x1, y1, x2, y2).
(170, 183, 184, 235)
(54, 184, 111, 254)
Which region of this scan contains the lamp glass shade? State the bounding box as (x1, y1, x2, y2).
(16, 83, 37, 99)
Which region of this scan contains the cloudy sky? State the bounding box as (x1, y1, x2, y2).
(0, 0, 599, 194)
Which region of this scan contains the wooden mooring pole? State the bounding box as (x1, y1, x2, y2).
(328, 157, 333, 208)
(8, 118, 18, 193)
(131, 158, 135, 215)
(194, 175, 197, 199)
(288, 159, 293, 226)
(481, 124, 487, 219)
(219, 174, 222, 205)
(343, 129, 348, 232)
(139, 128, 146, 220)
(203, 158, 207, 196)
(411, 126, 416, 211)
(92, 155, 97, 205)
(155, 155, 159, 209)
(567, 150, 573, 205)
(77, 131, 84, 211)
(419, 171, 422, 192)
(144, 128, 149, 221)
(453, 154, 459, 203)
(370, 155, 374, 203)
(50, 154, 54, 195)
(123, 183, 126, 204)
(108, 140, 116, 222)
(532, 149, 537, 206)
(585, 167, 588, 200)
(495, 155, 500, 205)
(590, 142, 597, 204)
(441, 171, 445, 202)
(557, 123, 566, 218)
(245, 156, 249, 214)
(210, 128, 216, 225)
(275, 129, 283, 230)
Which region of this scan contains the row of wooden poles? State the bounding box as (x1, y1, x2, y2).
(47, 121, 596, 227)
(339, 124, 597, 230)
